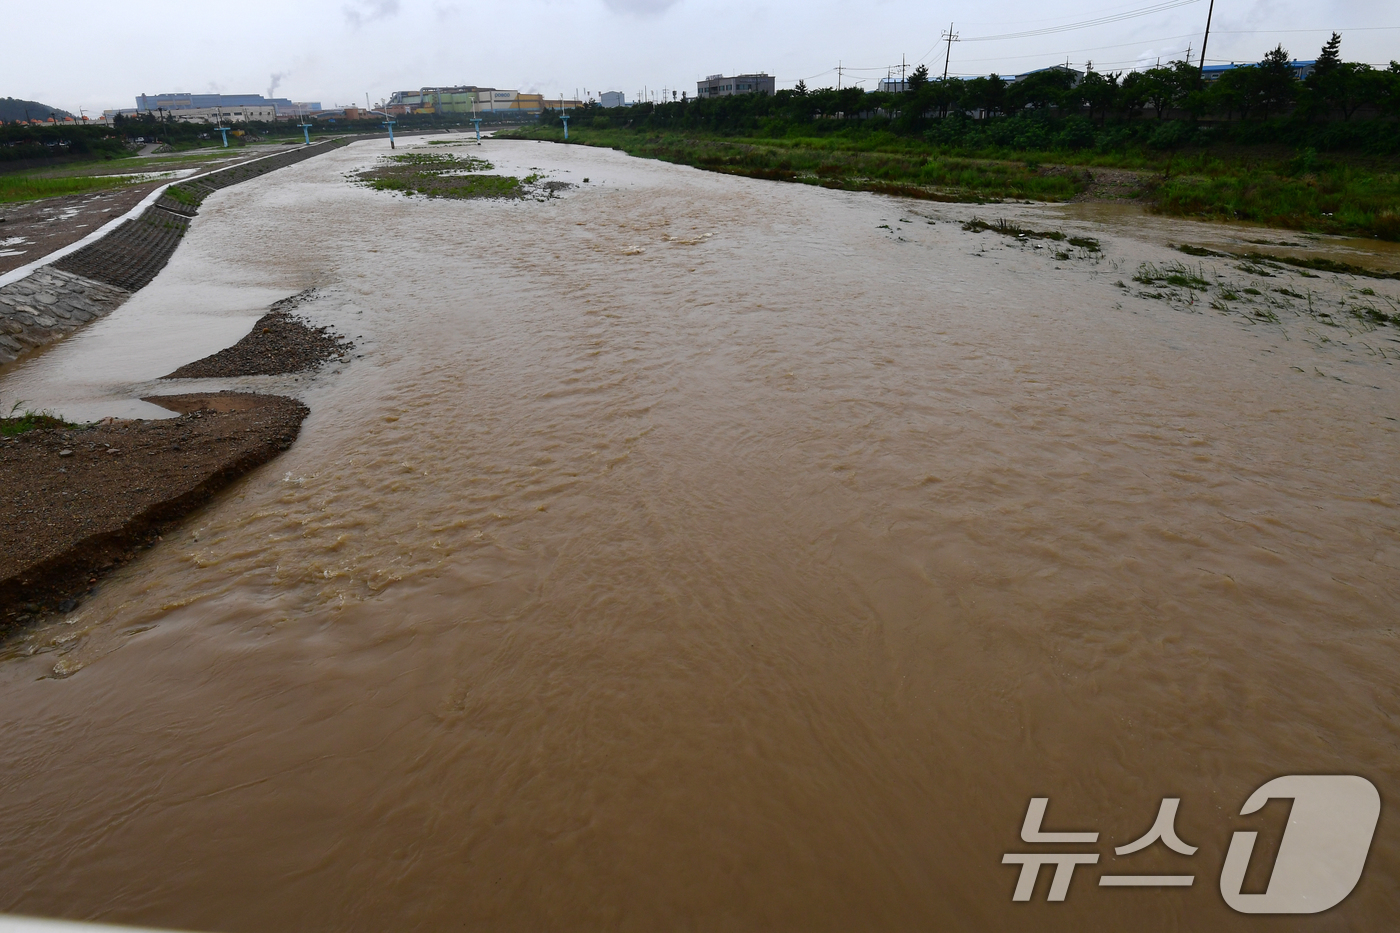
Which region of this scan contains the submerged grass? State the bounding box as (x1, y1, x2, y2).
(1176, 243, 1400, 279)
(352, 152, 535, 200)
(961, 217, 1102, 255)
(1134, 262, 1211, 290)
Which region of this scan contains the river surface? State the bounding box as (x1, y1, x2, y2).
(1, 136, 1398, 931)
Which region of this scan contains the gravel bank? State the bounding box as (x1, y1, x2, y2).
(163, 291, 353, 378)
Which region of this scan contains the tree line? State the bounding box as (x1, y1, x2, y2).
(552, 34, 1399, 149)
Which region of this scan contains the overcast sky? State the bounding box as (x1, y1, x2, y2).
(6, 0, 1397, 113)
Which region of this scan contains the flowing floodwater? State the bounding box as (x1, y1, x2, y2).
(1, 137, 1398, 930)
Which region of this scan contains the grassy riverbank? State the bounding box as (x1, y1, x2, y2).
(0, 172, 137, 203)
(507, 125, 1400, 240)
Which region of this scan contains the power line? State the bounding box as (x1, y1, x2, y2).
(1211, 26, 1400, 34)
(911, 0, 1201, 66)
(961, 0, 1203, 43)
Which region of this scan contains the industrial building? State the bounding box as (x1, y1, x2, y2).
(166, 105, 279, 124)
(599, 91, 626, 108)
(696, 74, 775, 98)
(387, 87, 582, 116)
(1201, 59, 1316, 83)
(135, 93, 320, 117)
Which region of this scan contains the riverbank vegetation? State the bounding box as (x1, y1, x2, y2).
(513, 35, 1399, 240)
(352, 151, 544, 200)
(0, 172, 139, 203)
(0, 400, 69, 437)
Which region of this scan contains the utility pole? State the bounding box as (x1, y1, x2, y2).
(942, 24, 960, 81)
(838, 61, 842, 90)
(1198, 0, 1216, 74)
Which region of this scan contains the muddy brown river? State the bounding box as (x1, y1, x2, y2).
(1, 137, 1397, 930)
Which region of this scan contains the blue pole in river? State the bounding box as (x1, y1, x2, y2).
(472, 118, 482, 142)
(217, 126, 230, 147)
(382, 119, 396, 149)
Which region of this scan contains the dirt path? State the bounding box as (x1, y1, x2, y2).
(0, 183, 165, 275)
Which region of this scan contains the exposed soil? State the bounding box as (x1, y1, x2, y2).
(0, 392, 308, 633)
(1062, 166, 1152, 202)
(163, 295, 353, 378)
(0, 183, 164, 275)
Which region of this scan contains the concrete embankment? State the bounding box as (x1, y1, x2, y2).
(0, 138, 350, 368)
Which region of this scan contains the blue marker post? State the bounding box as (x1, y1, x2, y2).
(382, 118, 396, 149)
(560, 99, 569, 141)
(298, 121, 313, 145)
(217, 125, 231, 147)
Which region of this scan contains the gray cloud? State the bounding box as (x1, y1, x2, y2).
(344, 0, 401, 28)
(602, 0, 682, 17)
(268, 71, 289, 98)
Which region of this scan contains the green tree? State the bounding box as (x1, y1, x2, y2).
(1256, 45, 1297, 118)
(963, 74, 1006, 117)
(1078, 66, 1121, 124)
(907, 64, 930, 93)
(1118, 70, 1151, 118)
(1138, 66, 1181, 118)
(1303, 32, 1343, 119)
(1207, 66, 1255, 120)
(1006, 67, 1076, 111)
(930, 77, 960, 117)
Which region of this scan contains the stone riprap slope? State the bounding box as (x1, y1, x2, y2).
(0, 138, 349, 369)
(52, 208, 191, 291)
(0, 268, 130, 366)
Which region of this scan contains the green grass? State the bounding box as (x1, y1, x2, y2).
(508, 125, 1400, 240)
(161, 183, 204, 207)
(0, 401, 71, 436)
(1154, 166, 1400, 241)
(352, 152, 529, 200)
(509, 127, 1083, 203)
(0, 172, 137, 204)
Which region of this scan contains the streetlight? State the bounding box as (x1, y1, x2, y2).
(364, 93, 397, 149)
(214, 104, 231, 147)
(367, 109, 396, 148)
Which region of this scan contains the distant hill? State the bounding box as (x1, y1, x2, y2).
(0, 98, 75, 123)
